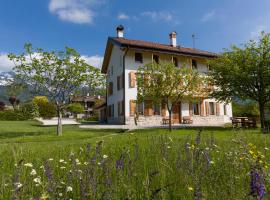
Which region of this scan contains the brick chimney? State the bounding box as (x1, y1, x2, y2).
(169, 31, 177, 47)
(116, 25, 124, 38)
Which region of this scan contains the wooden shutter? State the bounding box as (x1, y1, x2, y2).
(205, 102, 209, 116)
(216, 102, 220, 116)
(130, 100, 136, 116)
(161, 103, 166, 117)
(129, 72, 136, 88)
(200, 100, 205, 116)
(144, 100, 153, 116)
(189, 102, 193, 116)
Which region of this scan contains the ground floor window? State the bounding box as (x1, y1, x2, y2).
(153, 104, 161, 115)
(137, 102, 144, 115)
(193, 103, 200, 115)
(209, 102, 215, 115)
(224, 104, 227, 115)
(108, 104, 114, 117)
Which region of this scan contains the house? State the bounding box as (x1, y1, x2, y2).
(101, 25, 233, 125)
(69, 94, 104, 118)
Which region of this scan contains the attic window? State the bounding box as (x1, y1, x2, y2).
(153, 55, 159, 64)
(135, 53, 143, 63)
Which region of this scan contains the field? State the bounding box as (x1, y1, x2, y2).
(0, 121, 270, 199)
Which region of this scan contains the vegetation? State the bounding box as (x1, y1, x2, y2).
(33, 96, 56, 119)
(66, 103, 85, 117)
(137, 61, 208, 131)
(9, 44, 102, 136)
(209, 32, 270, 130)
(232, 101, 259, 118)
(8, 96, 20, 110)
(0, 101, 5, 110)
(0, 121, 270, 199)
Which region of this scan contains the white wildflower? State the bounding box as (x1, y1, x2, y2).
(48, 158, 53, 161)
(60, 166, 66, 169)
(67, 186, 73, 192)
(168, 137, 173, 142)
(205, 147, 210, 151)
(97, 162, 101, 165)
(209, 161, 215, 165)
(103, 155, 108, 159)
(59, 159, 65, 163)
(33, 177, 41, 184)
(265, 147, 269, 151)
(84, 162, 88, 165)
(30, 169, 37, 176)
(24, 163, 33, 168)
(167, 146, 171, 149)
(59, 193, 63, 197)
(15, 182, 23, 189)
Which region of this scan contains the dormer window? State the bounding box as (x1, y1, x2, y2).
(153, 55, 159, 64)
(135, 53, 143, 63)
(192, 59, 197, 69)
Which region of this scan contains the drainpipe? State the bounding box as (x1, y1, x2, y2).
(122, 47, 129, 125)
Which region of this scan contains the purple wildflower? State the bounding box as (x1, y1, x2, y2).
(250, 166, 266, 199)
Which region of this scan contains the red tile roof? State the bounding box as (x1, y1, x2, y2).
(111, 37, 217, 58)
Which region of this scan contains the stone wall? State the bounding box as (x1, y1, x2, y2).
(126, 116, 163, 126)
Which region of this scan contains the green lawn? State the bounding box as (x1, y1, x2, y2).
(0, 121, 270, 199)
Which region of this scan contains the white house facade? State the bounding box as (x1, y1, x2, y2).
(101, 25, 233, 126)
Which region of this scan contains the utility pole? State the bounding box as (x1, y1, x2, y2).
(192, 33, 197, 49)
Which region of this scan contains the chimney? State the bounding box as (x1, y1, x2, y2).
(169, 31, 177, 47)
(116, 25, 124, 38)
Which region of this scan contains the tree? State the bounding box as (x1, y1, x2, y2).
(0, 101, 5, 111)
(9, 43, 100, 135)
(66, 103, 84, 118)
(86, 67, 106, 96)
(209, 32, 270, 130)
(32, 96, 56, 119)
(137, 61, 207, 131)
(8, 96, 20, 110)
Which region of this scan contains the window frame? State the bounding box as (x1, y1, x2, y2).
(192, 59, 197, 70)
(193, 103, 200, 115)
(153, 55, 159, 64)
(173, 57, 178, 67)
(209, 102, 215, 115)
(135, 52, 143, 63)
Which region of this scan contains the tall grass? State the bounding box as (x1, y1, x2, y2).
(0, 129, 269, 199)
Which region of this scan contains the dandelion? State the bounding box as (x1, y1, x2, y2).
(103, 155, 108, 159)
(67, 186, 73, 192)
(30, 169, 37, 176)
(24, 163, 33, 168)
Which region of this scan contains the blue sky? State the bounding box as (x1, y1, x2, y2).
(0, 0, 270, 71)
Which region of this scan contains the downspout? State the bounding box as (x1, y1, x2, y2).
(123, 46, 129, 125)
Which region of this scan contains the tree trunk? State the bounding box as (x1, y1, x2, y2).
(258, 101, 265, 132)
(57, 106, 62, 136)
(168, 109, 172, 132)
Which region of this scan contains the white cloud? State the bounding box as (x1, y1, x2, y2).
(201, 10, 215, 22)
(0, 53, 15, 72)
(141, 11, 173, 22)
(118, 13, 130, 20)
(49, 0, 104, 24)
(81, 55, 103, 68)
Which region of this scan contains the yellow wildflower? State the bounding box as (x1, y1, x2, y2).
(188, 186, 194, 191)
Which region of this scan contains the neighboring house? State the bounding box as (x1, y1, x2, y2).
(70, 95, 104, 118)
(101, 25, 233, 125)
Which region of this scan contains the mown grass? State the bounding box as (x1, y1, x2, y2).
(0, 121, 270, 199)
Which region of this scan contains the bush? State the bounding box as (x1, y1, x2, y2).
(0, 110, 26, 121)
(66, 103, 84, 115)
(33, 96, 56, 119)
(20, 102, 39, 119)
(0, 101, 5, 111)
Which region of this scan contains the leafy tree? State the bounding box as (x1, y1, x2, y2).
(0, 101, 5, 111)
(209, 32, 270, 130)
(20, 102, 39, 119)
(86, 67, 106, 96)
(66, 103, 84, 118)
(137, 61, 208, 131)
(33, 96, 56, 119)
(8, 96, 20, 110)
(9, 44, 100, 135)
(232, 101, 259, 118)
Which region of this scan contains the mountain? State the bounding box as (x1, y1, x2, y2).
(0, 71, 15, 86)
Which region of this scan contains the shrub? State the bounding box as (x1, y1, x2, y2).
(0, 110, 26, 121)
(0, 101, 5, 111)
(8, 96, 20, 110)
(20, 102, 39, 119)
(66, 103, 84, 115)
(32, 96, 56, 119)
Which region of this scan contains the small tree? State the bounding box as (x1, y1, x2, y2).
(209, 32, 270, 130)
(8, 96, 20, 110)
(137, 61, 207, 131)
(9, 44, 100, 135)
(66, 103, 84, 118)
(33, 96, 56, 119)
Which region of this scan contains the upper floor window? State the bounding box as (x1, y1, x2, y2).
(173, 57, 178, 67)
(192, 59, 197, 69)
(135, 53, 143, 63)
(108, 82, 113, 96)
(111, 66, 114, 75)
(153, 55, 159, 64)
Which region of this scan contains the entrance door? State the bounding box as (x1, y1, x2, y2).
(172, 103, 182, 124)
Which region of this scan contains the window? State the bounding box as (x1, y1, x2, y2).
(137, 102, 144, 115)
(193, 103, 200, 115)
(209, 102, 215, 115)
(153, 104, 161, 115)
(135, 53, 143, 63)
(192, 59, 197, 69)
(153, 55, 159, 64)
(224, 104, 227, 115)
(117, 74, 124, 90)
(173, 57, 178, 67)
(118, 101, 124, 116)
(108, 104, 114, 117)
(108, 82, 113, 96)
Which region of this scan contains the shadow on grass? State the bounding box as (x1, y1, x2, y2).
(0, 131, 52, 139)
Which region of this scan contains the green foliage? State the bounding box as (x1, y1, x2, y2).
(66, 103, 84, 114)
(209, 32, 270, 128)
(32, 96, 56, 119)
(20, 102, 39, 119)
(0, 101, 5, 111)
(232, 101, 259, 117)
